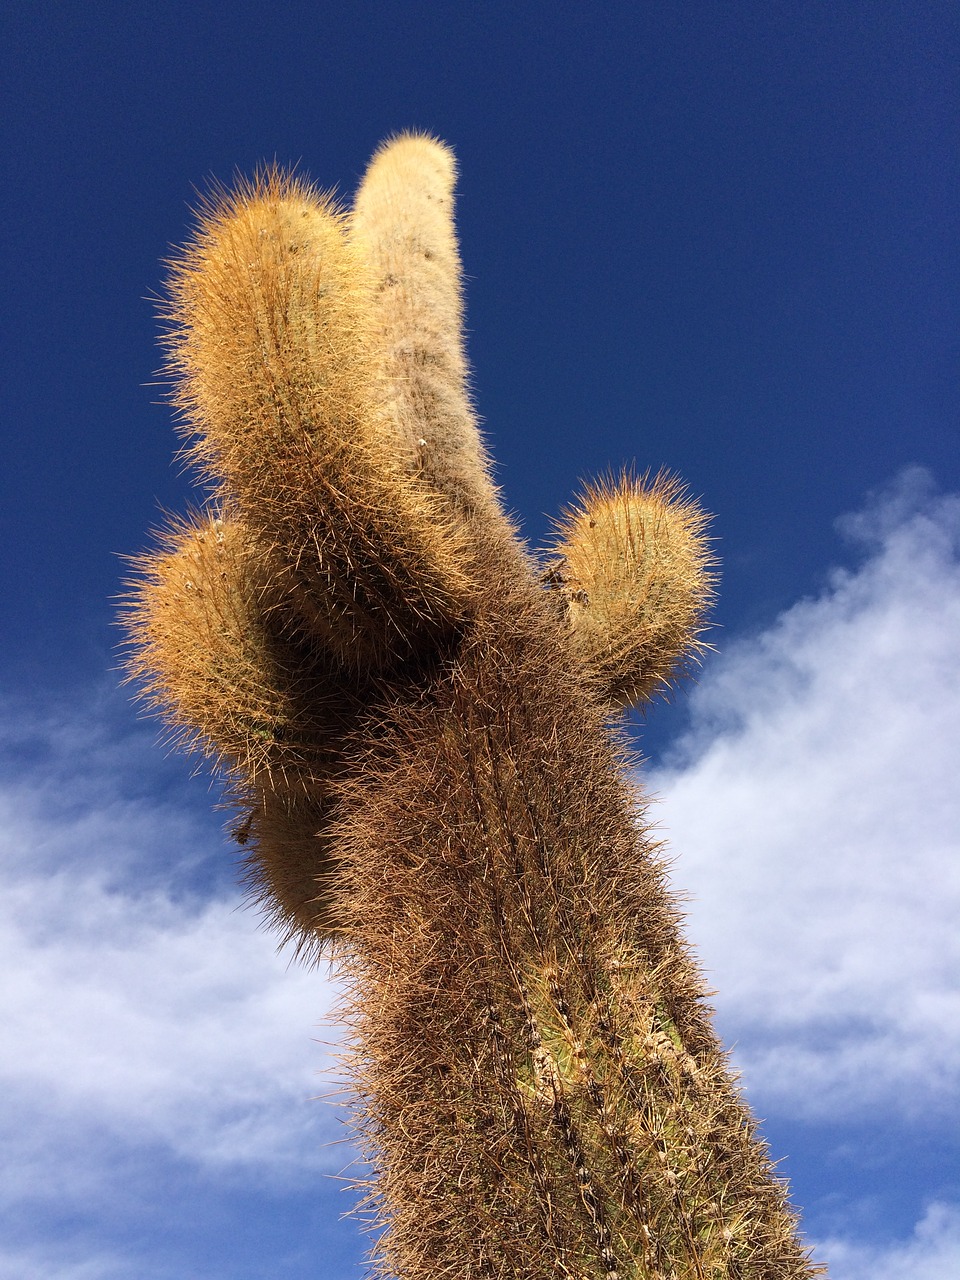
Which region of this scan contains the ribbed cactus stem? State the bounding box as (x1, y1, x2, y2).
(338, 573, 817, 1279)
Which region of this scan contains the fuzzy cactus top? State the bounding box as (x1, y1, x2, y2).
(125, 134, 822, 1279)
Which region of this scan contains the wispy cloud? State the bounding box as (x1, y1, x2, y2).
(0, 1241, 162, 1280)
(651, 468, 960, 1122)
(818, 1202, 960, 1280)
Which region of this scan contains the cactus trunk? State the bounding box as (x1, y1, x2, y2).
(338, 547, 811, 1279)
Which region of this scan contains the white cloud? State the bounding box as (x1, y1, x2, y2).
(0, 697, 348, 1219)
(650, 469, 960, 1120)
(818, 1202, 960, 1280)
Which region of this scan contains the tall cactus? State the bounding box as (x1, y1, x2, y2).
(125, 135, 822, 1278)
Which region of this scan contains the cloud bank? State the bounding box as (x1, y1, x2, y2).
(0, 702, 349, 1235)
(651, 469, 960, 1129)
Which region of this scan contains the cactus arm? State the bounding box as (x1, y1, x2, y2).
(544, 472, 718, 709)
(123, 510, 359, 786)
(351, 133, 505, 526)
(123, 509, 367, 943)
(236, 783, 346, 956)
(162, 171, 476, 672)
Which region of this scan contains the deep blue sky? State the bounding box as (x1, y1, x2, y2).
(4, 2, 955, 696)
(1, 3, 957, 1278)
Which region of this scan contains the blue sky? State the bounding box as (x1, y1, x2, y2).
(1, 3, 957, 1276)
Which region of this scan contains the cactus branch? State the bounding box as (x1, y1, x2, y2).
(161, 169, 476, 671)
(544, 471, 718, 709)
(352, 133, 504, 526)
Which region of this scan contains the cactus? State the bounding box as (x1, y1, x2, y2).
(124, 134, 822, 1278)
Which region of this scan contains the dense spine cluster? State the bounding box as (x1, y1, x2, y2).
(125, 133, 822, 1278)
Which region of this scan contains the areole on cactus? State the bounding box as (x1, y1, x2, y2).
(124, 134, 823, 1278)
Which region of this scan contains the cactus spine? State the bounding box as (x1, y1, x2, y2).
(125, 134, 822, 1278)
